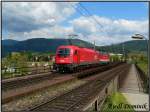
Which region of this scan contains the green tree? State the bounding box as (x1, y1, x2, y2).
(2, 52, 28, 76)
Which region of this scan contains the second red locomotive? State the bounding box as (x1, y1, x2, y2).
(99, 52, 110, 64)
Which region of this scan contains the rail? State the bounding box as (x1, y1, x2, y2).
(2, 62, 124, 104)
(29, 63, 129, 111)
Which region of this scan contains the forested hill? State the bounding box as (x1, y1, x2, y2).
(2, 38, 147, 57)
(2, 38, 94, 57)
(98, 40, 147, 54)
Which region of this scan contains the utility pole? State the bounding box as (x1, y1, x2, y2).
(122, 42, 125, 61)
(94, 40, 96, 51)
(67, 34, 78, 45)
(68, 34, 78, 39)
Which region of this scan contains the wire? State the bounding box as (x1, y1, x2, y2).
(71, 4, 88, 19)
(70, 3, 110, 50)
(79, 3, 103, 29)
(78, 3, 109, 35)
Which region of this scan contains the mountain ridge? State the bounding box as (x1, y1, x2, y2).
(2, 38, 147, 57)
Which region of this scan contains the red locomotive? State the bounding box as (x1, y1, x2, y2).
(99, 52, 110, 64)
(54, 45, 110, 72)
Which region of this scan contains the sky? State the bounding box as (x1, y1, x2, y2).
(2, 2, 149, 45)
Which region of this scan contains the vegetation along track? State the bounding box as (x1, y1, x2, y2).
(29, 63, 130, 112)
(2, 62, 122, 104)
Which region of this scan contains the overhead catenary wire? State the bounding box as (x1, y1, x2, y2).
(79, 3, 103, 29)
(78, 3, 110, 36)
(70, 3, 110, 50)
(71, 4, 104, 33)
(70, 4, 92, 40)
(71, 3, 111, 46)
(70, 4, 97, 44)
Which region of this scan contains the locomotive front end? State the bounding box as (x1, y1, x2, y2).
(54, 46, 74, 72)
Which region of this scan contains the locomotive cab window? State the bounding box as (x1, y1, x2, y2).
(74, 50, 78, 55)
(58, 48, 70, 57)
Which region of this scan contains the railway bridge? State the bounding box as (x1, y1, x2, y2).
(2, 63, 149, 111)
(28, 63, 148, 112)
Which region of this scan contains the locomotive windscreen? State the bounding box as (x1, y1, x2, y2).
(58, 48, 70, 57)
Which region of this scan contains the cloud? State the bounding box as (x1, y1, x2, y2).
(9, 25, 74, 40)
(71, 16, 98, 35)
(2, 2, 77, 32)
(2, 2, 148, 46)
(27, 25, 74, 39)
(70, 15, 148, 45)
(71, 15, 148, 35)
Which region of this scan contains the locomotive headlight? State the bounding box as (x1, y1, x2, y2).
(60, 60, 65, 62)
(94, 55, 97, 59)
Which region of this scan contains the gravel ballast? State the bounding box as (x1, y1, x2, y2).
(2, 79, 86, 111)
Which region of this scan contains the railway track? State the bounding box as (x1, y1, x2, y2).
(2, 62, 121, 91)
(2, 62, 122, 104)
(29, 63, 130, 112)
(29, 80, 106, 112)
(2, 72, 59, 92)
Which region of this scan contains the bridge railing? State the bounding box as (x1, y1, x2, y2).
(135, 64, 149, 93)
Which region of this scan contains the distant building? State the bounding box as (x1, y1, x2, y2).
(109, 53, 123, 56)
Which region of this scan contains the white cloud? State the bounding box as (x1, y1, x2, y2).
(3, 2, 77, 32)
(2, 2, 148, 46)
(20, 25, 74, 40)
(70, 16, 148, 45)
(71, 16, 98, 35)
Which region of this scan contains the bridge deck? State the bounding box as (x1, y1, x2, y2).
(120, 64, 149, 111)
(120, 64, 143, 93)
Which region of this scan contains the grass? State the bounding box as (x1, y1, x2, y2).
(102, 92, 135, 112)
(2, 68, 30, 79)
(137, 60, 149, 93)
(2, 73, 14, 79)
(2, 61, 53, 79)
(137, 61, 148, 77)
